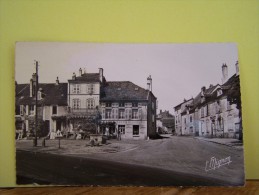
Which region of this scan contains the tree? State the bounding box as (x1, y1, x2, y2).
(226, 75, 242, 141)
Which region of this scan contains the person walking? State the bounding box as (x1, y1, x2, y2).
(117, 129, 121, 141)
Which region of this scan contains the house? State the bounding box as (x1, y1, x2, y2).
(156, 110, 175, 134)
(15, 75, 67, 138)
(15, 68, 157, 140)
(174, 62, 241, 139)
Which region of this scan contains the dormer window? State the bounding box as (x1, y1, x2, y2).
(217, 89, 222, 96)
(52, 105, 57, 115)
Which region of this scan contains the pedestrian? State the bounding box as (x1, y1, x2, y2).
(117, 129, 121, 141)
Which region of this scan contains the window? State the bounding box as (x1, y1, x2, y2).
(152, 102, 154, 110)
(20, 105, 24, 115)
(132, 102, 138, 107)
(15, 105, 20, 115)
(132, 109, 138, 119)
(115, 109, 118, 119)
(125, 103, 132, 107)
(227, 101, 231, 110)
(119, 102, 125, 107)
(87, 99, 95, 109)
(190, 116, 192, 123)
(88, 84, 94, 94)
(105, 109, 112, 119)
(129, 109, 132, 119)
(118, 125, 125, 134)
(52, 105, 57, 115)
(29, 105, 35, 115)
(184, 118, 186, 124)
(133, 125, 139, 135)
(119, 109, 125, 119)
(72, 84, 80, 94)
(216, 101, 221, 113)
(106, 102, 111, 107)
(112, 103, 118, 107)
(201, 107, 204, 118)
(72, 99, 80, 109)
(217, 89, 222, 96)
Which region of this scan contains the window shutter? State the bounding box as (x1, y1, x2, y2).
(115, 109, 118, 119)
(111, 109, 114, 119)
(138, 109, 142, 120)
(129, 109, 132, 119)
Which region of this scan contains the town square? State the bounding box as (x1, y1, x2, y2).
(15, 42, 244, 186)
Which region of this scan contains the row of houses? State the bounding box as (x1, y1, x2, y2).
(174, 62, 242, 139)
(15, 68, 157, 140)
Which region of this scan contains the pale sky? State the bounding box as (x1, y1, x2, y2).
(15, 42, 238, 114)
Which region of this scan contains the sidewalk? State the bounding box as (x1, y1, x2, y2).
(16, 139, 140, 155)
(195, 137, 243, 149)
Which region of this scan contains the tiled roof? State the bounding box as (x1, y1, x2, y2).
(16, 83, 67, 106)
(222, 74, 238, 87)
(68, 73, 101, 82)
(100, 81, 149, 101)
(175, 73, 240, 115)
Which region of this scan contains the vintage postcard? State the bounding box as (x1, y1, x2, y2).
(15, 42, 244, 186)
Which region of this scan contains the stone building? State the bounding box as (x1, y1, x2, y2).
(15, 68, 157, 140)
(15, 75, 67, 137)
(156, 110, 175, 134)
(174, 62, 241, 139)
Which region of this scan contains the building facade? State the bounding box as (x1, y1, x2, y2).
(15, 68, 157, 140)
(174, 62, 242, 139)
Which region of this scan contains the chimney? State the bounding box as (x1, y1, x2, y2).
(235, 61, 239, 75)
(72, 72, 76, 80)
(79, 68, 82, 76)
(99, 68, 103, 83)
(201, 86, 206, 97)
(160, 109, 162, 114)
(147, 75, 152, 91)
(56, 77, 59, 85)
(221, 63, 228, 84)
(84, 68, 86, 74)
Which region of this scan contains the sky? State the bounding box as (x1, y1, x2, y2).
(15, 42, 238, 114)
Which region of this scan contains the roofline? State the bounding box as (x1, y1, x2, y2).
(174, 98, 193, 109)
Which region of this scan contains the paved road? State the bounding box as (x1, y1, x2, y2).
(17, 150, 232, 186)
(16, 136, 245, 186)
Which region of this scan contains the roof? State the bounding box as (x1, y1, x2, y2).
(158, 110, 174, 118)
(100, 81, 149, 101)
(222, 74, 239, 87)
(68, 73, 101, 83)
(16, 83, 67, 106)
(174, 98, 193, 109)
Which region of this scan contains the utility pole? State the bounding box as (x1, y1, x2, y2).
(34, 60, 39, 147)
